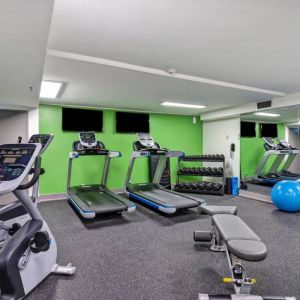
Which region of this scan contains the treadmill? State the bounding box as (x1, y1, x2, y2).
(125, 133, 203, 214)
(67, 132, 136, 219)
(252, 137, 300, 185)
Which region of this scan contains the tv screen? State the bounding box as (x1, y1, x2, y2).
(241, 121, 256, 137)
(62, 107, 103, 132)
(116, 112, 149, 133)
(260, 123, 278, 138)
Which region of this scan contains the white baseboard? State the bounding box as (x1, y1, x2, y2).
(239, 190, 272, 204)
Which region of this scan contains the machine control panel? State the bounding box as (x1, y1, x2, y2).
(0, 143, 41, 194)
(79, 132, 97, 148)
(0, 144, 36, 182)
(73, 132, 108, 155)
(28, 134, 54, 154)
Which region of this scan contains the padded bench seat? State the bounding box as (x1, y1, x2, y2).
(212, 214, 267, 262)
(200, 205, 238, 216)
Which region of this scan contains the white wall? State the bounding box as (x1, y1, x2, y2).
(203, 117, 240, 180)
(0, 110, 29, 205)
(27, 108, 39, 137)
(287, 128, 300, 173)
(0, 111, 28, 144)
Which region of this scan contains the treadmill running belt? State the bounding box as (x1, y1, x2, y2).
(142, 189, 197, 206)
(76, 190, 126, 212)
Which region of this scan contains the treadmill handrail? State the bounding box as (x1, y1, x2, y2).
(67, 149, 122, 193)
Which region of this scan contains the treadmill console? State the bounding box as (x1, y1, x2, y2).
(79, 132, 97, 148)
(137, 133, 155, 148)
(73, 132, 107, 155)
(134, 133, 165, 154)
(0, 143, 41, 194)
(277, 138, 293, 150)
(28, 134, 54, 154)
(263, 137, 277, 150)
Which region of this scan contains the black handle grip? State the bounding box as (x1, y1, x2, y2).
(17, 157, 42, 190)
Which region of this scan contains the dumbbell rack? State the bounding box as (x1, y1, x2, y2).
(175, 155, 225, 195)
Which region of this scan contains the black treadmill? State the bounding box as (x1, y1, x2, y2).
(67, 132, 136, 218)
(252, 137, 300, 185)
(125, 133, 203, 214)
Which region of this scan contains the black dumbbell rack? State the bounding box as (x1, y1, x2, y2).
(174, 155, 225, 195)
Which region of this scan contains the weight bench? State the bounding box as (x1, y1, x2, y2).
(194, 214, 296, 300)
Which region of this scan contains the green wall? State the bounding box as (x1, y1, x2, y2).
(39, 105, 203, 195)
(240, 122, 285, 178)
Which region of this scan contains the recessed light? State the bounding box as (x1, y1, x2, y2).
(254, 112, 280, 117)
(40, 80, 63, 99)
(161, 102, 207, 109)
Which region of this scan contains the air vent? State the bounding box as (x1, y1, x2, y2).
(257, 100, 272, 110)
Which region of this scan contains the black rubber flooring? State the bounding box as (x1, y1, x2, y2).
(26, 194, 300, 299)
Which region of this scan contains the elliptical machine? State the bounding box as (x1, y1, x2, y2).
(0, 139, 75, 300)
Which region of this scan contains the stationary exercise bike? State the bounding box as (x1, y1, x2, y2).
(0, 137, 75, 300)
(0, 134, 54, 246)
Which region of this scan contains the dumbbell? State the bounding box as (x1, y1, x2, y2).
(212, 183, 219, 191)
(187, 167, 193, 174)
(216, 167, 223, 176)
(198, 182, 206, 190)
(183, 183, 192, 190)
(219, 154, 225, 160)
(191, 167, 198, 174)
(191, 183, 198, 190)
(206, 167, 212, 175)
(215, 183, 223, 191)
(176, 183, 184, 190)
(211, 167, 217, 175)
(195, 167, 201, 174)
(198, 167, 205, 175)
(205, 182, 213, 190)
(211, 155, 217, 160)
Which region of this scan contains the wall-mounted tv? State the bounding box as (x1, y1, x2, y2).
(62, 107, 103, 132)
(260, 123, 278, 138)
(116, 112, 149, 133)
(240, 121, 256, 137)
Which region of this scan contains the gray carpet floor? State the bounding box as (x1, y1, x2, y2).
(26, 194, 300, 300)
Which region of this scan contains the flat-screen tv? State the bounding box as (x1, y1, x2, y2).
(116, 112, 149, 133)
(62, 107, 103, 132)
(260, 123, 278, 138)
(241, 121, 256, 137)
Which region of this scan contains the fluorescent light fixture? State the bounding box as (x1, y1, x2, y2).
(40, 80, 63, 99)
(161, 101, 207, 109)
(254, 112, 281, 117)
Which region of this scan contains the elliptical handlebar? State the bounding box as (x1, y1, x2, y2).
(17, 156, 42, 190)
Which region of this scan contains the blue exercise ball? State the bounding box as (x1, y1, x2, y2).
(271, 180, 300, 212)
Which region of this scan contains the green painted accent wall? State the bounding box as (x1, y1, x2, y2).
(240, 123, 285, 178)
(39, 105, 203, 195)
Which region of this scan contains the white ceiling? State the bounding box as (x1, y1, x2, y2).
(43, 56, 275, 114)
(0, 0, 54, 110)
(2, 0, 300, 114)
(42, 0, 300, 114)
